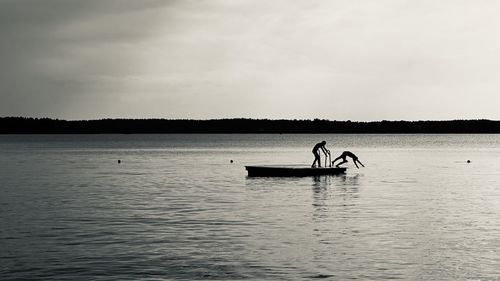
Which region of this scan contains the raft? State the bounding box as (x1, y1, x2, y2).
(245, 165, 347, 177)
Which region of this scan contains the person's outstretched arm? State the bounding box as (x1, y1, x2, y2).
(320, 146, 328, 155)
(356, 159, 365, 167)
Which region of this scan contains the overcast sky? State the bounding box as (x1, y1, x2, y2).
(1, 0, 500, 121)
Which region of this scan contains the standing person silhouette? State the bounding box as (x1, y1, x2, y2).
(311, 141, 329, 168)
(332, 151, 365, 169)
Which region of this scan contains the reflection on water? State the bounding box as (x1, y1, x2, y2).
(311, 174, 361, 210)
(1, 134, 500, 280)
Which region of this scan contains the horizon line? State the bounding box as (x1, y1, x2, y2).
(2, 116, 499, 123)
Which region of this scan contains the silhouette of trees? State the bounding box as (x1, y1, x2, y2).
(0, 117, 499, 134)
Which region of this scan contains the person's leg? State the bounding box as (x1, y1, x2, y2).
(332, 155, 342, 166)
(335, 159, 347, 167)
(312, 152, 320, 167)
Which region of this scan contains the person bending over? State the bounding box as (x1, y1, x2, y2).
(332, 151, 365, 169)
(311, 141, 329, 168)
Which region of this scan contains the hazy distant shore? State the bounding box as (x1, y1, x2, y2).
(1, 117, 500, 134)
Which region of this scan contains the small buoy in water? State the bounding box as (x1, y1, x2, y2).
(118, 160, 121, 164)
(230, 160, 233, 163)
(467, 160, 470, 163)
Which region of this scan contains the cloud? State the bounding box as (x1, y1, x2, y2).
(132, 0, 500, 120)
(0, 0, 168, 119)
(2, 0, 500, 120)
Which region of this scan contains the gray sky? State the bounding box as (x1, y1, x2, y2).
(1, 0, 500, 121)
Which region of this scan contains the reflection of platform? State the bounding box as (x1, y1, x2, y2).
(245, 165, 347, 177)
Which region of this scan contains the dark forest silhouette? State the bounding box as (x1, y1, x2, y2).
(1, 117, 500, 134)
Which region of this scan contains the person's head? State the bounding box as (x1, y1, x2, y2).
(321, 140, 326, 145)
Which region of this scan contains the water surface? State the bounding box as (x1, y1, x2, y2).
(1, 134, 500, 280)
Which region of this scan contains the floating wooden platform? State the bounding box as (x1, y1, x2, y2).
(245, 165, 347, 177)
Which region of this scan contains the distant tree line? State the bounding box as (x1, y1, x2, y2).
(1, 117, 500, 134)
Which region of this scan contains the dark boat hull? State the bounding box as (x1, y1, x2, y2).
(245, 165, 347, 177)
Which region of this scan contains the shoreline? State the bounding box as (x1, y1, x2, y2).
(1, 117, 500, 134)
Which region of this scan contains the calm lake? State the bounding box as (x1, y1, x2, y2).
(1, 134, 500, 280)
